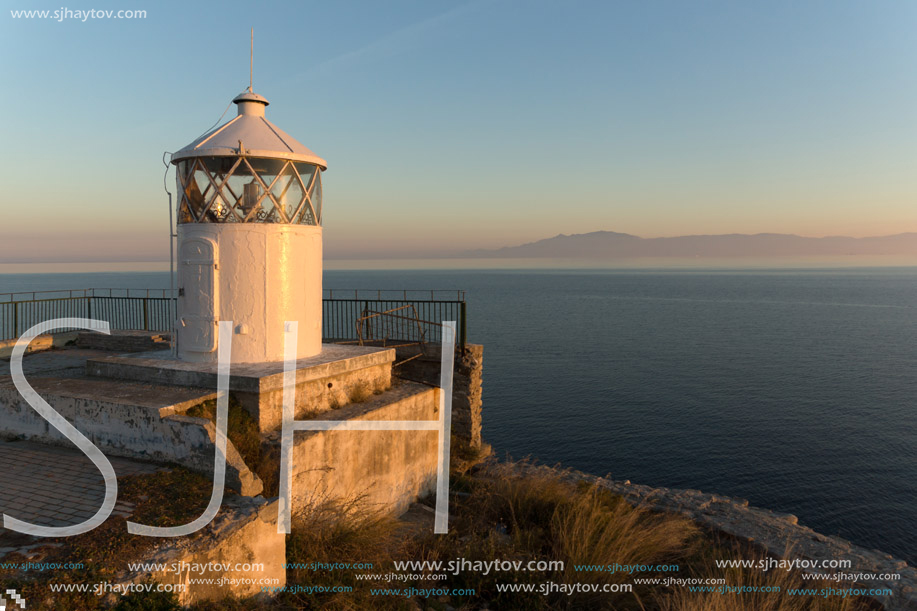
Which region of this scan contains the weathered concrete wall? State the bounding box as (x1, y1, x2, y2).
(269, 382, 441, 516)
(119, 497, 285, 606)
(0, 377, 262, 496)
(234, 361, 391, 432)
(396, 343, 483, 447)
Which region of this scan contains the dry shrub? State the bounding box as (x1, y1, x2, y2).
(282, 495, 415, 611)
(348, 380, 375, 404)
(290, 495, 400, 561)
(424, 460, 698, 610)
(552, 485, 697, 586)
(185, 395, 261, 469)
(470, 461, 573, 535)
(655, 547, 873, 611)
(254, 439, 281, 498)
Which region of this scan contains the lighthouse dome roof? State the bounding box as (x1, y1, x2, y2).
(171, 90, 327, 169)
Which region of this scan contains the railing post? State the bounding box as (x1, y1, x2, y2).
(13, 301, 19, 337)
(460, 301, 467, 352)
(143, 298, 150, 331)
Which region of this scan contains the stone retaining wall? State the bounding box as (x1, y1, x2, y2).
(267, 382, 441, 517)
(396, 343, 483, 448)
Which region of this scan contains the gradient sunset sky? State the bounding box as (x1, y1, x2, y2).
(2, 0, 916, 264)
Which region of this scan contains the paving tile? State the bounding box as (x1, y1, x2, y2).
(0, 440, 166, 558)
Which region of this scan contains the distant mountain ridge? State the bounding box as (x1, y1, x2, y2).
(462, 231, 917, 258)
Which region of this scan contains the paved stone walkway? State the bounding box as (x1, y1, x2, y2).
(0, 440, 165, 558)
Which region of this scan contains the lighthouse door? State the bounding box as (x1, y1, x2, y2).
(178, 238, 219, 353)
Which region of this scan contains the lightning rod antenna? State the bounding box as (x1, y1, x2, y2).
(249, 28, 254, 92)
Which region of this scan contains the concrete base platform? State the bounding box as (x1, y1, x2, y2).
(86, 343, 397, 432)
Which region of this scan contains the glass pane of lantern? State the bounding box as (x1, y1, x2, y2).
(295, 163, 317, 193)
(298, 202, 316, 225)
(205, 157, 236, 186)
(310, 172, 322, 224)
(193, 164, 213, 203)
(248, 158, 287, 223)
(176, 161, 193, 223)
(193, 166, 211, 195)
(177, 160, 193, 191)
(207, 196, 237, 223)
(268, 163, 293, 221)
(199, 157, 235, 222)
(225, 162, 252, 220)
(240, 181, 262, 220)
(254, 192, 281, 223)
(276, 168, 304, 222)
(293, 163, 317, 225)
(178, 200, 195, 223)
(181, 160, 211, 221)
(248, 157, 287, 181)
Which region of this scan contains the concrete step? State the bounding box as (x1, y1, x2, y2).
(0, 376, 262, 496)
(308, 379, 440, 423)
(0, 375, 216, 417)
(76, 330, 171, 353)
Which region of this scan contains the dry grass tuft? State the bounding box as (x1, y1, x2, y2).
(185, 395, 261, 469)
(551, 484, 697, 586)
(282, 495, 414, 610)
(348, 380, 375, 404)
(655, 545, 868, 611)
(416, 460, 698, 610)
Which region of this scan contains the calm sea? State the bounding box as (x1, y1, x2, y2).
(2, 268, 915, 563)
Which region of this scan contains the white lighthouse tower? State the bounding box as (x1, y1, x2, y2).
(170, 88, 327, 363)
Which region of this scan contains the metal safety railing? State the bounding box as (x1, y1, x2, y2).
(322, 297, 466, 349)
(324, 289, 466, 301)
(0, 290, 177, 341)
(0, 288, 467, 349)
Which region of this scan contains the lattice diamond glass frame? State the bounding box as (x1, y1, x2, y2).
(177, 156, 323, 225)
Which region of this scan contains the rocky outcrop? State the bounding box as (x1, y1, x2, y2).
(517, 464, 916, 611)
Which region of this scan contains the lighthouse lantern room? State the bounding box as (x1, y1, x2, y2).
(170, 89, 327, 364)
